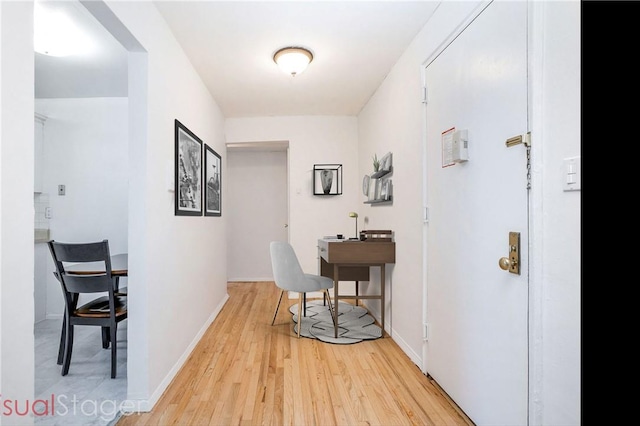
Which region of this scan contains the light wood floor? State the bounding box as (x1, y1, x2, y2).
(118, 281, 473, 425)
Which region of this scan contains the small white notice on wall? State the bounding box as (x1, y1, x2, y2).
(441, 127, 455, 168)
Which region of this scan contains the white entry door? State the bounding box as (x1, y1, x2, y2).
(424, 2, 529, 425)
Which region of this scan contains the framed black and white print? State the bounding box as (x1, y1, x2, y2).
(204, 144, 222, 216)
(175, 119, 203, 216)
(380, 152, 393, 172)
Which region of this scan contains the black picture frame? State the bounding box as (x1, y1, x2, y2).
(204, 144, 222, 216)
(312, 164, 343, 195)
(175, 119, 203, 216)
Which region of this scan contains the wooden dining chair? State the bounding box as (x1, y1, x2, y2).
(47, 239, 127, 378)
(269, 241, 335, 338)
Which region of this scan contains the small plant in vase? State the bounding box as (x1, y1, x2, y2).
(373, 154, 380, 172)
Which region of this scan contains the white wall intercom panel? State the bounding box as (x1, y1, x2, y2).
(452, 129, 468, 163)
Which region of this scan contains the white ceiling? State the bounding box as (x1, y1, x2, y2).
(35, 0, 439, 118)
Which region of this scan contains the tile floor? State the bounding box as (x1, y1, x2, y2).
(34, 319, 127, 425)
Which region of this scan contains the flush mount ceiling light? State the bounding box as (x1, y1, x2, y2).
(273, 46, 313, 77)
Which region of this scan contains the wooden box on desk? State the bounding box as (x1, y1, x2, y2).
(359, 229, 393, 242)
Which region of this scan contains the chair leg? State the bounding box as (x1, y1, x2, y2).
(324, 289, 336, 326)
(57, 316, 66, 365)
(303, 293, 307, 316)
(102, 327, 110, 349)
(61, 323, 74, 376)
(297, 293, 303, 338)
(271, 289, 285, 326)
(58, 295, 77, 365)
(110, 324, 118, 379)
(355, 280, 359, 306)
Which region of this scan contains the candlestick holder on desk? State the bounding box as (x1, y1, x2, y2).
(348, 212, 358, 239)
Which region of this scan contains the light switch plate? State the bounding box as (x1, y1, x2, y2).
(563, 156, 581, 192)
(58, 184, 66, 196)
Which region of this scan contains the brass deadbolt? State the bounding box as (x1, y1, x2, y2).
(498, 232, 520, 275)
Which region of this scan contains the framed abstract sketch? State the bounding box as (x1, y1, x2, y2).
(380, 152, 393, 172)
(175, 119, 203, 216)
(204, 144, 222, 216)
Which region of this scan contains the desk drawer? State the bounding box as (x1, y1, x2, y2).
(320, 258, 369, 281)
(318, 239, 395, 264)
(318, 239, 330, 261)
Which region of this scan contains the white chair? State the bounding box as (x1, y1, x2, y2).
(269, 241, 335, 338)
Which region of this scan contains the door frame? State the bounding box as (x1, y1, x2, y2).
(225, 141, 290, 281)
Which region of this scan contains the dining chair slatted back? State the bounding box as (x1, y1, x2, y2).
(51, 241, 113, 293)
(269, 241, 335, 338)
(47, 239, 127, 379)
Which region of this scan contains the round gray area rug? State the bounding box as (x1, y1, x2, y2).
(289, 300, 382, 344)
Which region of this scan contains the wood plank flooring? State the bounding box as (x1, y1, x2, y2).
(118, 281, 473, 425)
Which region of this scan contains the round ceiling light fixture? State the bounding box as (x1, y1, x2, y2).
(273, 46, 313, 77)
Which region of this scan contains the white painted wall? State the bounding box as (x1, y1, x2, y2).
(34, 97, 129, 319)
(102, 0, 229, 407)
(536, 2, 581, 424)
(227, 150, 288, 281)
(34, 243, 48, 322)
(0, 2, 35, 425)
(225, 116, 360, 274)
